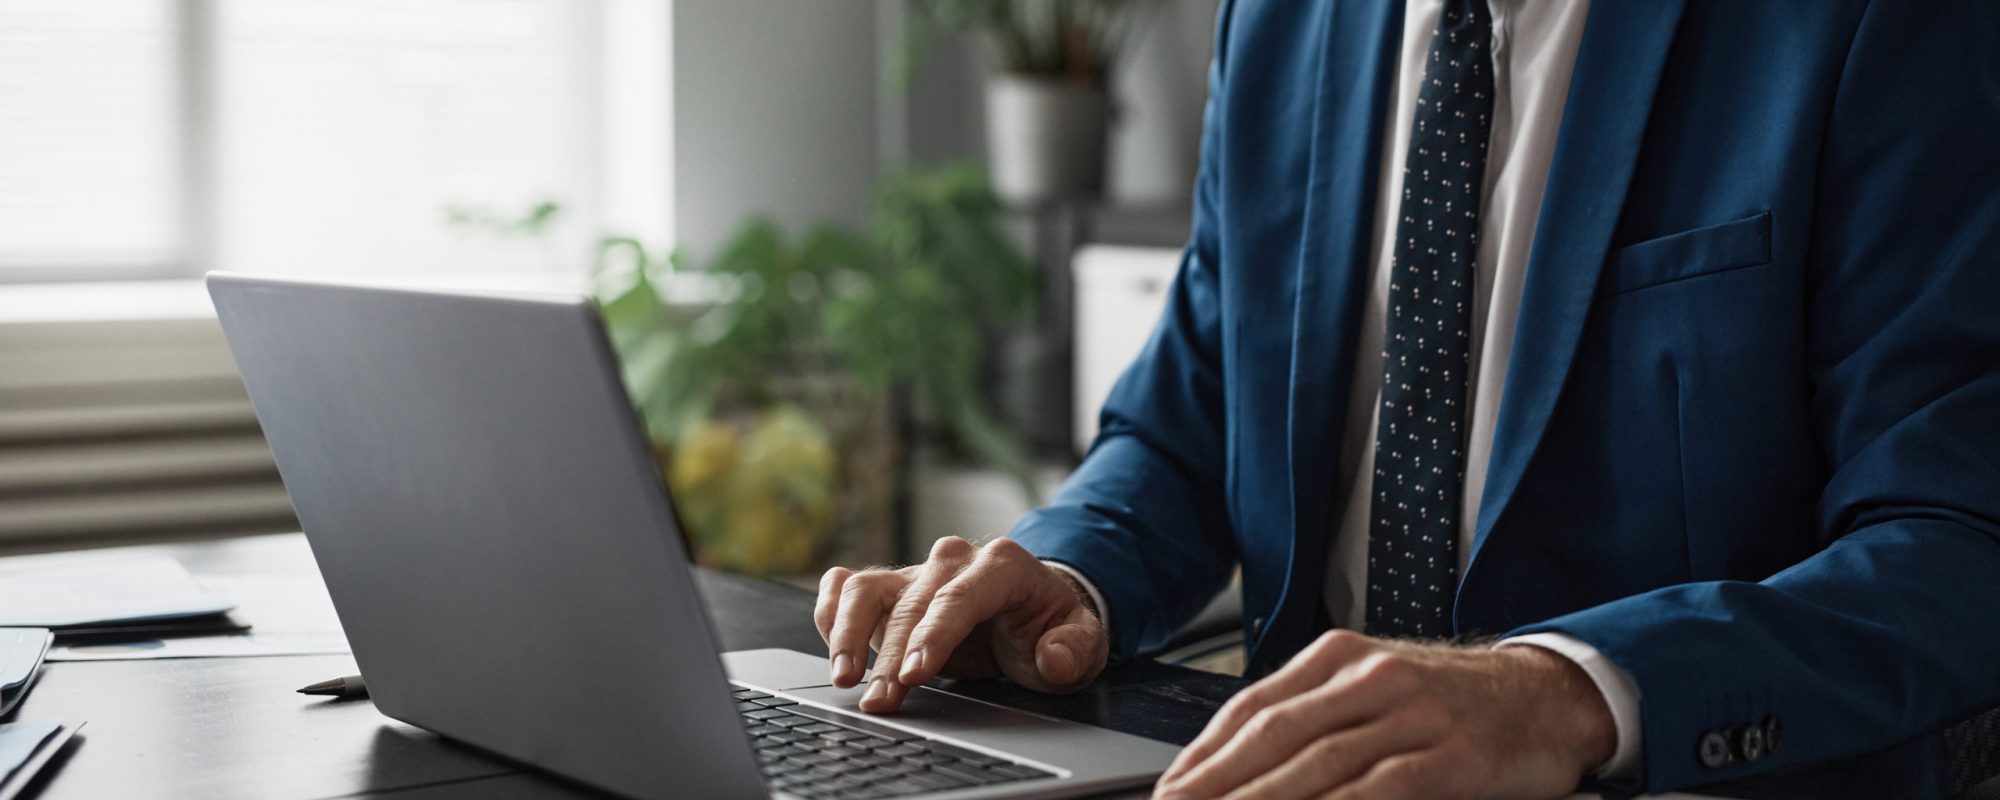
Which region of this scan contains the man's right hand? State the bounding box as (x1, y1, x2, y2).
(814, 536, 1110, 714)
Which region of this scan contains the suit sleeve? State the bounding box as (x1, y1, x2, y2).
(1007, 1, 1241, 661)
(1505, 2, 2000, 793)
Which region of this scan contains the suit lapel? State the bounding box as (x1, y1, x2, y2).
(1255, 0, 1404, 672)
(1464, 0, 1689, 579)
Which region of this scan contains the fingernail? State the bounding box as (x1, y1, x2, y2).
(1046, 641, 1077, 680)
(831, 652, 852, 684)
(899, 649, 927, 684)
(862, 676, 888, 705)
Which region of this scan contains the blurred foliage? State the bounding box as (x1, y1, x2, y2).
(668, 409, 839, 575)
(592, 164, 1037, 573)
(900, 0, 1159, 85)
(445, 200, 563, 236)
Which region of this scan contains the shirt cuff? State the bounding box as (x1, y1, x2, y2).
(1041, 560, 1110, 634)
(1495, 632, 1642, 778)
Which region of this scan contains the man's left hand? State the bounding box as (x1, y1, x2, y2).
(1154, 630, 1615, 800)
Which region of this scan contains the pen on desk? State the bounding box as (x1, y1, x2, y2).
(297, 674, 367, 698)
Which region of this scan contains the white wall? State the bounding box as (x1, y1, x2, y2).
(1108, 0, 1218, 204)
(670, 1, 882, 259)
(658, 0, 1216, 259)
(889, 0, 1219, 207)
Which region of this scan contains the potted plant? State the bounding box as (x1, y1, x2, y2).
(594, 165, 1037, 576)
(903, 0, 1158, 206)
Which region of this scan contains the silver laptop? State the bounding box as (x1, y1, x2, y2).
(208, 273, 1179, 800)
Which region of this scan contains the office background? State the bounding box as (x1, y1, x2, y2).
(0, 0, 1219, 581)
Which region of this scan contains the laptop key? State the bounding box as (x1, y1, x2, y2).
(903, 771, 967, 790)
(785, 755, 830, 770)
(894, 755, 936, 769)
(843, 767, 897, 784)
(877, 744, 925, 759)
(750, 696, 799, 708)
(847, 752, 893, 768)
(781, 705, 923, 742)
(735, 690, 773, 701)
(745, 707, 792, 721)
(877, 761, 922, 777)
(866, 778, 931, 796)
(931, 762, 1004, 786)
(795, 722, 842, 735)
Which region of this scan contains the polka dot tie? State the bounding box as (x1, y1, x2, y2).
(1364, 0, 1493, 640)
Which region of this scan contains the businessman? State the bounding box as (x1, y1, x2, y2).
(816, 1, 2000, 797)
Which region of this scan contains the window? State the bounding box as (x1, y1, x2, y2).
(0, 0, 624, 284)
(0, 0, 185, 280)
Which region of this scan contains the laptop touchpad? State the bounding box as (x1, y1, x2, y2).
(785, 684, 1061, 736)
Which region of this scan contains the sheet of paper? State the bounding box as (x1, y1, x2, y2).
(0, 720, 78, 800)
(47, 573, 349, 662)
(0, 557, 233, 627)
(48, 632, 350, 661)
(0, 720, 59, 787)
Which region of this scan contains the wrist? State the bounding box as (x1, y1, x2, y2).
(1048, 563, 1102, 620)
(1506, 645, 1617, 775)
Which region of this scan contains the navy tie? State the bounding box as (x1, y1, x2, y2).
(1364, 0, 1493, 639)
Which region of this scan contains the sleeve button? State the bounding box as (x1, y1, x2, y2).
(1698, 730, 1733, 768)
(1737, 723, 1767, 762)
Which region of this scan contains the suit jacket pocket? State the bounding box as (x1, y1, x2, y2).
(1600, 211, 1772, 295)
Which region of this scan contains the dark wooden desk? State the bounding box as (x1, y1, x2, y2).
(6, 534, 1244, 799)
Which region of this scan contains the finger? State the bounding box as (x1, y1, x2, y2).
(826, 570, 904, 687)
(862, 537, 976, 713)
(1161, 630, 1373, 784)
(814, 567, 852, 643)
(897, 538, 1042, 687)
(1318, 752, 1436, 800)
(1027, 615, 1107, 691)
(1160, 659, 1409, 800)
(1214, 721, 1428, 800)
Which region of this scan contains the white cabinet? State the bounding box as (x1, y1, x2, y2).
(1071, 245, 1182, 453)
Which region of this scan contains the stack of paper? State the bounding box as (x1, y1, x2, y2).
(0, 555, 348, 661)
(51, 572, 348, 661)
(0, 557, 233, 628)
(0, 629, 50, 717)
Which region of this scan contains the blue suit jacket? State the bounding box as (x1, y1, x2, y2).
(1009, 1, 2000, 796)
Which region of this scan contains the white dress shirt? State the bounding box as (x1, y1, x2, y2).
(1322, 0, 1640, 776)
(1055, 0, 1641, 779)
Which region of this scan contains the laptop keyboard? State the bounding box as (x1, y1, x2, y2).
(734, 688, 1058, 798)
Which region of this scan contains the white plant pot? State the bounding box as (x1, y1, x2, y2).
(985, 75, 1109, 205)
